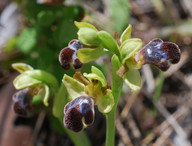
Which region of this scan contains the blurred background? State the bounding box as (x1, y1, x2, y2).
(0, 0, 192, 145)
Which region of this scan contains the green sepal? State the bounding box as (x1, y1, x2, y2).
(74, 21, 98, 31)
(21, 70, 58, 91)
(12, 63, 34, 73)
(77, 46, 104, 63)
(83, 66, 106, 86)
(123, 69, 141, 92)
(62, 74, 86, 100)
(13, 74, 41, 89)
(96, 89, 114, 114)
(83, 73, 106, 87)
(120, 24, 132, 43)
(43, 84, 49, 106)
(78, 27, 101, 47)
(97, 31, 120, 56)
(120, 38, 142, 64)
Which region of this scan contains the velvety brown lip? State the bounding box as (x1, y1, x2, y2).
(135, 38, 181, 71)
(64, 96, 94, 132)
(59, 39, 83, 70)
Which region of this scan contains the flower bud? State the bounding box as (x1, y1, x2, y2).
(59, 39, 83, 70)
(77, 27, 101, 47)
(12, 88, 33, 117)
(64, 96, 94, 132)
(134, 38, 181, 71)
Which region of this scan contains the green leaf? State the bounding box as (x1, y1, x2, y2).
(12, 63, 34, 73)
(53, 20, 77, 48)
(154, 72, 164, 101)
(124, 69, 141, 92)
(4, 37, 17, 53)
(37, 11, 56, 26)
(77, 46, 104, 63)
(97, 31, 120, 57)
(52, 84, 68, 121)
(96, 89, 114, 113)
(120, 24, 132, 43)
(78, 27, 101, 47)
(13, 74, 41, 89)
(43, 84, 49, 106)
(108, 0, 130, 33)
(62, 74, 86, 100)
(120, 38, 142, 64)
(17, 28, 37, 52)
(74, 21, 98, 31)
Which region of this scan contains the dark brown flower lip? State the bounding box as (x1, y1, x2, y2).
(12, 88, 33, 117)
(64, 96, 95, 132)
(135, 38, 181, 71)
(59, 39, 83, 70)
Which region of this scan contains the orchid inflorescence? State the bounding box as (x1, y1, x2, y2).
(12, 21, 181, 136)
(58, 22, 181, 132)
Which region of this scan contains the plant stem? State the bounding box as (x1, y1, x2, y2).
(106, 108, 116, 146)
(105, 55, 124, 146)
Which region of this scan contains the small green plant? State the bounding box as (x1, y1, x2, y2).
(12, 21, 181, 146)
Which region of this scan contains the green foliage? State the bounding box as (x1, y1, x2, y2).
(37, 11, 56, 26)
(17, 28, 37, 52)
(4, 37, 18, 53)
(109, 0, 130, 33)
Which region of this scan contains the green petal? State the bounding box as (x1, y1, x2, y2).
(22, 70, 58, 91)
(83, 73, 106, 87)
(74, 21, 98, 31)
(120, 38, 142, 64)
(97, 31, 120, 56)
(13, 74, 41, 89)
(43, 84, 49, 106)
(12, 63, 33, 73)
(77, 46, 104, 63)
(120, 24, 132, 43)
(62, 74, 86, 100)
(78, 27, 101, 47)
(123, 69, 141, 92)
(91, 66, 106, 86)
(96, 89, 114, 114)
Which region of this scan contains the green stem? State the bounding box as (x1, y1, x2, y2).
(106, 108, 116, 146)
(105, 55, 124, 146)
